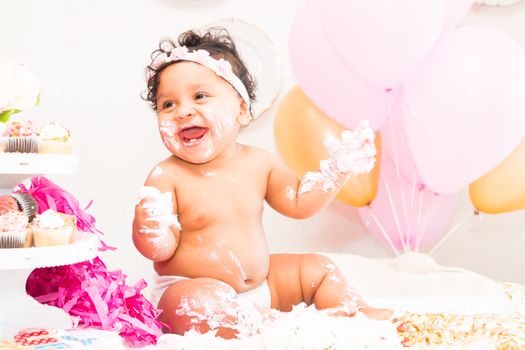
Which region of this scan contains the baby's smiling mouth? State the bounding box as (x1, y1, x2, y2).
(179, 126, 209, 146)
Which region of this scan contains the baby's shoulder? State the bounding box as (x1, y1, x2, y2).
(240, 144, 276, 163)
(144, 157, 181, 184)
(239, 144, 270, 156)
(238, 145, 280, 176)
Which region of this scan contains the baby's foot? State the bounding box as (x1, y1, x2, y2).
(359, 306, 394, 320)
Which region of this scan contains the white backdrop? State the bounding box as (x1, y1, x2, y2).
(1, 0, 524, 293)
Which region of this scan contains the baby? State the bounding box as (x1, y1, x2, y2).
(133, 28, 391, 338)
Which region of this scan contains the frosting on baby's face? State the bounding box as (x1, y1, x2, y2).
(155, 61, 249, 164)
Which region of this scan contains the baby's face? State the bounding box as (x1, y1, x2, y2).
(155, 61, 247, 164)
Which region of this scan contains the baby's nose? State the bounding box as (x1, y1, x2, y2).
(174, 104, 195, 119)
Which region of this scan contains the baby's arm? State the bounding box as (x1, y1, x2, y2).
(266, 121, 376, 218)
(132, 165, 180, 262)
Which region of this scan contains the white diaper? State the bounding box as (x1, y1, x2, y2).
(150, 274, 271, 309)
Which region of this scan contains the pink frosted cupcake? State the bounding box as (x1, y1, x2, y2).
(32, 210, 76, 247)
(37, 122, 72, 154)
(2, 120, 39, 153)
(0, 210, 32, 248)
(0, 195, 19, 215)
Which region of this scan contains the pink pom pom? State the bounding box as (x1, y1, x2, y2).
(26, 257, 165, 347)
(19, 176, 164, 346)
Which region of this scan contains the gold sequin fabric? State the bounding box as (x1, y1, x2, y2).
(396, 283, 525, 349)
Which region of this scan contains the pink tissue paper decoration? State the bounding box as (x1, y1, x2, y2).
(16, 176, 165, 346)
(26, 257, 165, 347)
(14, 175, 115, 251)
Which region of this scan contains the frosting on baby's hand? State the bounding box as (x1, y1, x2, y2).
(324, 120, 376, 175)
(137, 186, 181, 235)
(298, 120, 376, 194)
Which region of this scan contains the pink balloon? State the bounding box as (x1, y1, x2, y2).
(318, 0, 448, 89)
(402, 26, 525, 194)
(358, 157, 457, 251)
(289, 0, 389, 130)
(381, 90, 424, 188)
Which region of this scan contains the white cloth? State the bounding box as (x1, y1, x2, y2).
(151, 274, 271, 309)
(321, 252, 511, 315)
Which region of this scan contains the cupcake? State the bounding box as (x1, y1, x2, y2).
(0, 210, 32, 248)
(37, 122, 72, 154)
(2, 120, 39, 153)
(32, 209, 76, 246)
(0, 195, 19, 215)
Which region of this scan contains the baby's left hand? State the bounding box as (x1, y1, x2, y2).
(324, 120, 377, 175)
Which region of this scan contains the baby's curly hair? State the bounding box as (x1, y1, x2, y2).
(143, 27, 256, 113)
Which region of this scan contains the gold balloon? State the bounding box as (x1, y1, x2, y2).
(469, 137, 525, 214)
(274, 86, 381, 207)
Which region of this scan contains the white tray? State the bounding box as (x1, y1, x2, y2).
(0, 232, 99, 338)
(0, 231, 98, 270)
(0, 153, 78, 174)
(0, 153, 78, 192)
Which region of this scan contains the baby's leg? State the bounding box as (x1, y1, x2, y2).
(267, 253, 392, 320)
(157, 277, 242, 338)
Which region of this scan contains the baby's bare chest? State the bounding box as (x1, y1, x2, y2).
(175, 169, 266, 229)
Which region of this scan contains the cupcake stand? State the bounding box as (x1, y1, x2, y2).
(0, 153, 98, 338)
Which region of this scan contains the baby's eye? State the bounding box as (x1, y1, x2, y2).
(195, 92, 208, 100)
(163, 101, 176, 109)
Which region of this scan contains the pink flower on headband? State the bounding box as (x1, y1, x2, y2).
(215, 58, 232, 77)
(170, 46, 188, 60)
(192, 49, 210, 64)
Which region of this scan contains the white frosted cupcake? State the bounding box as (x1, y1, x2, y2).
(37, 122, 72, 154)
(32, 209, 75, 246)
(0, 211, 32, 248)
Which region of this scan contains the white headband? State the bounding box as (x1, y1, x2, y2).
(148, 46, 251, 108)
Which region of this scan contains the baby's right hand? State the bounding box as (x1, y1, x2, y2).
(136, 186, 180, 236)
(135, 197, 159, 233)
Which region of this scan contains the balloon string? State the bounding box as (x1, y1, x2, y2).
(404, 173, 417, 250)
(367, 206, 400, 257)
(416, 193, 442, 250)
(402, 99, 426, 250)
(409, 172, 417, 212)
(416, 218, 430, 251)
(415, 189, 425, 250)
(428, 210, 474, 256)
(402, 100, 420, 120)
(382, 175, 408, 252)
(387, 91, 409, 248)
